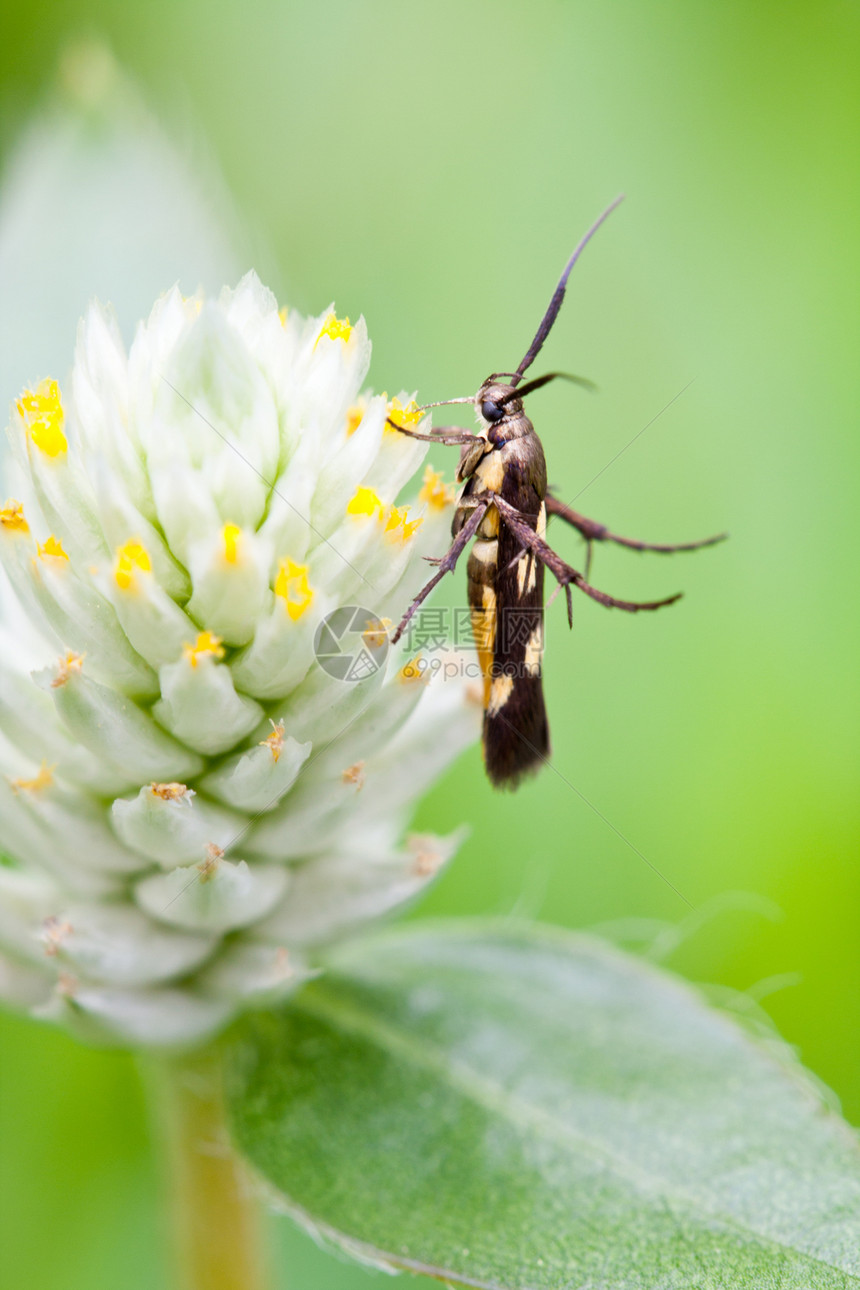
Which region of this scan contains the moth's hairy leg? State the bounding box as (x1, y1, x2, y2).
(387, 418, 478, 447)
(546, 494, 727, 554)
(391, 498, 490, 644)
(493, 495, 682, 627)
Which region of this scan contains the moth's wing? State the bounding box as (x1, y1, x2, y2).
(482, 451, 549, 788)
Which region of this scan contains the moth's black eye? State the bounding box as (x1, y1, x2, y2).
(481, 398, 503, 422)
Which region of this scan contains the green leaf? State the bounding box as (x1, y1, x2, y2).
(226, 921, 860, 1288)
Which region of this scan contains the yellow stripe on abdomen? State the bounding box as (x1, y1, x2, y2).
(468, 538, 497, 708)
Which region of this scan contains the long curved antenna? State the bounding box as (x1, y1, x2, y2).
(511, 194, 624, 386)
(414, 396, 474, 411)
(502, 371, 597, 404)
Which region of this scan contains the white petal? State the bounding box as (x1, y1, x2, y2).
(0, 654, 133, 796)
(111, 784, 245, 867)
(96, 560, 197, 669)
(185, 524, 271, 646)
(297, 314, 371, 442)
(135, 857, 288, 934)
(153, 653, 263, 756)
(39, 663, 204, 781)
(144, 308, 280, 542)
(242, 787, 351, 862)
(28, 551, 158, 698)
(229, 589, 333, 701)
(256, 454, 315, 562)
(0, 949, 54, 1009)
(43, 981, 233, 1048)
(15, 779, 148, 875)
(9, 407, 108, 565)
(277, 646, 388, 745)
(257, 829, 463, 949)
(0, 778, 118, 897)
(309, 396, 386, 534)
(199, 729, 311, 813)
(0, 522, 64, 647)
(243, 669, 431, 861)
(351, 664, 481, 818)
(89, 454, 190, 600)
(196, 939, 313, 1003)
(71, 300, 149, 508)
(0, 867, 58, 962)
(49, 902, 215, 986)
(362, 412, 430, 499)
(310, 508, 421, 609)
(218, 272, 281, 345)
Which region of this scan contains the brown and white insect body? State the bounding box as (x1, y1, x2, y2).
(389, 198, 725, 787)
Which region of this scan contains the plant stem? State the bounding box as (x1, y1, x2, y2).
(148, 1044, 272, 1290)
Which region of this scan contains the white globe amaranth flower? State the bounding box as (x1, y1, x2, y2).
(0, 273, 479, 1048)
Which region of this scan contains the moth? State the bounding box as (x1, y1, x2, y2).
(389, 197, 724, 788)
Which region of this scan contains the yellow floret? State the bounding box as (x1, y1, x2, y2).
(17, 379, 67, 457)
(10, 760, 56, 793)
(37, 535, 69, 561)
(386, 396, 423, 434)
(419, 465, 456, 509)
(274, 559, 314, 622)
(51, 652, 84, 687)
(222, 523, 242, 565)
(315, 313, 352, 346)
(347, 487, 383, 517)
(0, 501, 29, 534)
(115, 540, 152, 590)
(183, 631, 226, 668)
(345, 403, 364, 436)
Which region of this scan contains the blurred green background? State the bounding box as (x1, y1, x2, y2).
(0, 2, 858, 1287)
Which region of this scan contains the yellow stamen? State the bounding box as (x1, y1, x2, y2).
(278, 305, 289, 327)
(384, 505, 423, 542)
(362, 617, 391, 649)
(345, 403, 364, 436)
(222, 522, 241, 565)
(183, 631, 225, 668)
(41, 915, 73, 956)
(346, 487, 421, 541)
(0, 500, 29, 534)
(419, 465, 456, 509)
(52, 652, 84, 687)
(150, 782, 193, 802)
(10, 760, 56, 793)
(346, 486, 383, 517)
(271, 946, 292, 979)
(37, 535, 69, 561)
(114, 540, 152, 590)
(386, 396, 423, 434)
(315, 313, 352, 347)
(342, 761, 365, 789)
(57, 972, 78, 998)
(197, 842, 223, 882)
(16, 379, 67, 457)
(274, 559, 314, 622)
(399, 655, 428, 684)
(407, 834, 443, 878)
(260, 719, 285, 762)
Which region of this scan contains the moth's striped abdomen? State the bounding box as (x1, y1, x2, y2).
(460, 426, 550, 787)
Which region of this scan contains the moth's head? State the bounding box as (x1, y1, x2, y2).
(476, 377, 521, 426)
